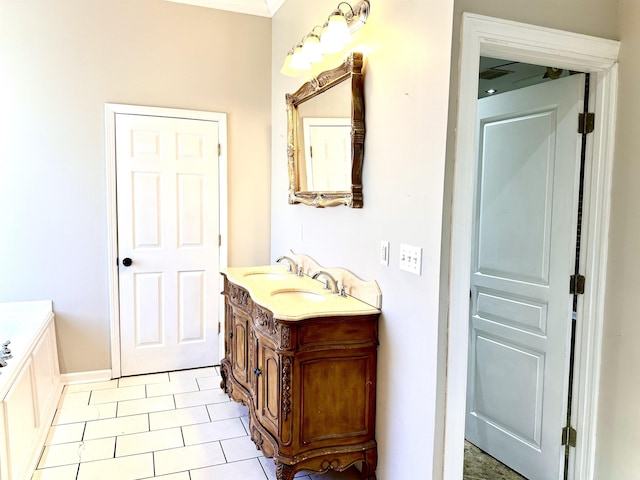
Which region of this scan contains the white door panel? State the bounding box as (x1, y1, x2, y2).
(116, 113, 220, 376)
(466, 74, 584, 480)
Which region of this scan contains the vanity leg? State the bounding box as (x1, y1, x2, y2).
(219, 368, 227, 392)
(361, 449, 378, 480)
(275, 462, 295, 480)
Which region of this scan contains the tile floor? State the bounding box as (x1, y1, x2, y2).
(31, 367, 361, 480)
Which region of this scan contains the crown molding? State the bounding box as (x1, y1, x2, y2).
(163, 0, 285, 17)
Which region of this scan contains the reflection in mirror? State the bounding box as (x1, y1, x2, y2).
(286, 52, 365, 208)
(301, 117, 351, 191)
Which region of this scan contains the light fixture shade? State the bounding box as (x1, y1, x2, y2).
(290, 45, 311, 71)
(280, 52, 299, 77)
(302, 34, 323, 63)
(320, 11, 351, 54)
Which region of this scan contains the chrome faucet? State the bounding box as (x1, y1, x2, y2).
(312, 271, 344, 295)
(276, 256, 302, 276)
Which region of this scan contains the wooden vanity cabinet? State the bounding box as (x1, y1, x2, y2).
(220, 276, 379, 480)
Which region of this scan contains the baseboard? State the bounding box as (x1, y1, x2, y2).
(61, 369, 113, 385)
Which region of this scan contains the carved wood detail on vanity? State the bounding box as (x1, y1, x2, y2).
(220, 274, 380, 480)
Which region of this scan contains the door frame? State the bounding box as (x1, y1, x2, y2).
(104, 103, 228, 379)
(443, 14, 620, 480)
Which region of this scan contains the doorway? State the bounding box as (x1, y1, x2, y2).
(442, 13, 620, 480)
(105, 104, 229, 379)
(465, 66, 586, 479)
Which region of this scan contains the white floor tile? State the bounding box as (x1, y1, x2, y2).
(53, 403, 117, 425)
(146, 378, 199, 397)
(182, 418, 247, 445)
(145, 473, 190, 480)
(45, 423, 85, 446)
(175, 387, 229, 408)
(154, 442, 226, 476)
(206, 400, 249, 421)
(89, 384, 146, 404)
(76, 452, 154, 480)
(221, 435, 262, 462)
(57, 390, 90, 408)
(169, 367, 217, 381)
(190, 458, 268, 480)
(31, 464, 79, 480)
(117, 394, 175, 417)
(150, 405, 211, 430)
(83, 413, 148, 440)
(32, 367, 366, 480)
(38, 437, 115, 468)
(118, 372, 169, 387)
(258, 456, 312, 480)
(196, 375, 222, 390)
(64, 379, 118, 393)
(116, 427, 184, 457)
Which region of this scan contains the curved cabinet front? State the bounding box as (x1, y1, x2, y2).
(219, 275, 379, 480)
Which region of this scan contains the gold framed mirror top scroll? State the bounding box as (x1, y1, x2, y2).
(286, 52, 365, 208)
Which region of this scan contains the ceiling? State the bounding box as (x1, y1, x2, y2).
(163, 0, 285, 17)
(478, 57, 575, 99)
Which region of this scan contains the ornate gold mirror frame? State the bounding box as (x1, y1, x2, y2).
(286, 52, 365, 208)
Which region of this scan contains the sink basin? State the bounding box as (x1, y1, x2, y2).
(243, 272, 287, 281)
(270, 289, 326, 302)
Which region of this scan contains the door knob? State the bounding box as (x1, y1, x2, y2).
(122, 258, 133, 267)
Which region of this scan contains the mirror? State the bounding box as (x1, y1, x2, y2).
(286, 52, 365, 208)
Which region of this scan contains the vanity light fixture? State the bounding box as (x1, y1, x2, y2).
(280, 0, 370, 77)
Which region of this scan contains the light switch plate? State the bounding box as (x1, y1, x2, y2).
(399, 243, 422, 275)
(380, 241, 390, 266)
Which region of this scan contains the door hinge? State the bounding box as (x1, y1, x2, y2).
(218, 143, 221, 156)
(218, 234, 222, 247)
(578, 112, 595, 134)
(561, 426, 577, 447)
(569, 274, 585, 295)
(218, 322, 221, 334)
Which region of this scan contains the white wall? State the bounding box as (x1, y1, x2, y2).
(0, 0, 272, 374)
(271, 1, 455, 478)
(596, 1, 640, 478)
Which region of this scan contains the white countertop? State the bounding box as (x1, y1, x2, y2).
(0, 301, 54, 398)
(221, 266, 380, 321)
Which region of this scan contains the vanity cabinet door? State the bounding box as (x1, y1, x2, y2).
(254, 336, 281, 438)
(231, 309, 250, 390)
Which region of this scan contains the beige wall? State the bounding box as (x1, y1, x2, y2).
(271, 0, 455, 478)
(596, 1, 640, 478)
(0, 0, 271, 374)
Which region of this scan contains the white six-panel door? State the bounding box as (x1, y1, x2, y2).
(115, 113, 220, 376)
(466, 74, 584, 479)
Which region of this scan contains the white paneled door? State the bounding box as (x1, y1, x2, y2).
(466, 74, 585, 479)
(115, 113, 220, 376)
